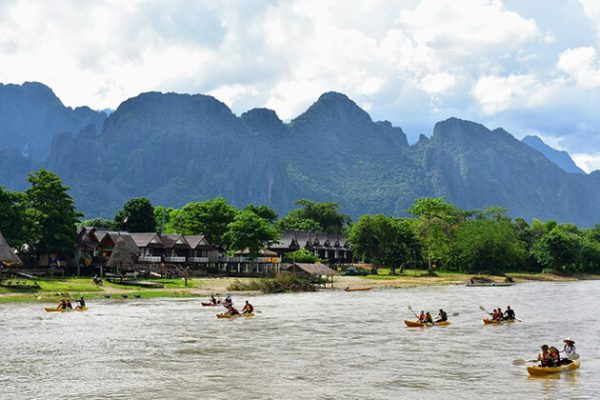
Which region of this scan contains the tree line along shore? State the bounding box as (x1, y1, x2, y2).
(2, 169, 600, 303)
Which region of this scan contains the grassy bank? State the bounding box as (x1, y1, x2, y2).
(0, 271, 598, 303)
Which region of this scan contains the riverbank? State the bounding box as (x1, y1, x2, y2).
(1, 270, 599, 303)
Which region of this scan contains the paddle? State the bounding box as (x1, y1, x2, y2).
(512, 358, 537, 366)
(407, 305, 419, 319)
(479, 305, 492, 316)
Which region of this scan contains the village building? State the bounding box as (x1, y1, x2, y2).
(269, 230, 352, 265)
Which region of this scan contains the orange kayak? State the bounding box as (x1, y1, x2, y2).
(404, 320, 450, 327)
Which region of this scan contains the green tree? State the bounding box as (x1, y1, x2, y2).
(447, 220, 527, 273)
(25, 169, 81, 254)
(114, 197, 156, 232)
(173, 197, 238, 248)
(533, 225, 582, 272)
(0, 187, 40, 250)
(154, 206, 181, 233)
(407, 197, 465, 272)
(283, 248, 319, 263)
(244, 204, 278, 223)
(281, 199, 350, 233)
(348, 215, 418, 274)
(79, 217, 115, 229)
(224, 210, 280, 257)
(276, 215, 322, 232)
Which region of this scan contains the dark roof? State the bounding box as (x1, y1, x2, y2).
(284, 263, 336, 276)
(128, 232, 162, 248)
(159, 234, 190, 249)
(270, 230, 348, 250)
(0, 230, 22, 266)
(185, 235, 213, 249)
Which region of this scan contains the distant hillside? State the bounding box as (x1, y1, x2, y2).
(522, 135, 585, 174)
(1, 82, 600, 226)
(0, 82, 106, 161)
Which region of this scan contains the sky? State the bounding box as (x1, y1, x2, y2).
(2, 0, 600, 171)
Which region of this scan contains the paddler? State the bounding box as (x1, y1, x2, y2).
(562, 338, 576, 358)
(425, 312, 433, 324)
(75, 296, 86, 310)
(210, 294, 218, 305)
(65, 300, 73, 310)
(56, 299, 67, 310)
(418, 310, 426, 322)
(226, 304, 240, 317)
(435, 308, 448, 323)
(549, 346, 561, 366)
(503, 305, 515, 321)
(537, 345, 551, 367)
(241, 300, 254, 315)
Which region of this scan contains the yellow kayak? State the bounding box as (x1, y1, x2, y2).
(483, 319, 517, 324)
(44, 306, 88, 313)
(345, 287, 374, 292)
(527, 360, 580, 376)
(404, 320, 450, 327)
(216, 312, 254, 319)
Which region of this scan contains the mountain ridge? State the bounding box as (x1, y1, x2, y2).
(0, 82, 598, 226)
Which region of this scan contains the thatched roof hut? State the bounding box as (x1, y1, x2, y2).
(0, 230, 22, 266)
(107, 236, 137, 267)
(283, 263, 336, 277)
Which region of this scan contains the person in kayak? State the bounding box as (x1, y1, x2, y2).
(241, 301, 254, 315)
(226, 304, 240, 316)
(209, 294, 219, 305)
(56, 299, 67, 310)
(549, 346, 561, 366)
(425, 312, 433, 324)
(537, 345, 551, 367)
(495, 306, 504, 320)
(562, 338, 576, 358)
(65, 300, 73, 310)
(418, 310, 426, 322)
(503, 305, 515, 320)
(75, 297, 86, 310)
(435, 309, 448, 323)
(491, 309, 499, 320)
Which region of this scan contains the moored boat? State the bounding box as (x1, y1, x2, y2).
(527, 360, 580, 376)
(201, 302, 220, 307)
(344, 287, 374, 292)
(404, 320, 451, 327)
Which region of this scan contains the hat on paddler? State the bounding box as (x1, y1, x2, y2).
(563, 337, 575, 344)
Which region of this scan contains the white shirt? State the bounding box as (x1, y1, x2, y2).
(563, 343, 576, 357)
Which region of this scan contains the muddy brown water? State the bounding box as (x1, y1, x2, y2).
(1, 280, 599, 399)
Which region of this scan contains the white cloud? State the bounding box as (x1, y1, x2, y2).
(557, 47, 600, 89)
(471, 74, 553, 114)
(572, 153, 600, 173)
(1, 0, 600, 161)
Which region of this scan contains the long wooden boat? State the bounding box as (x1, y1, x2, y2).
(344, 287, 374, 292)
(465, 281, 515, 287)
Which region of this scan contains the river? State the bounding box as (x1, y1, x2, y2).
(1, 280, 599, 399)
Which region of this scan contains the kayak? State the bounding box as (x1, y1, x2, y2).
(527, 360, 580, 376)
(345, 287, 374, 292)
(216, 312, 254, 319)
(44, 306, 88, 313)
(201, 302, 220, 307)
(404, 320, 450, 327)
(483, 318, 517, 324)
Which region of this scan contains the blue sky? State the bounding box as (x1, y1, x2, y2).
(1, 0, 600, 170)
